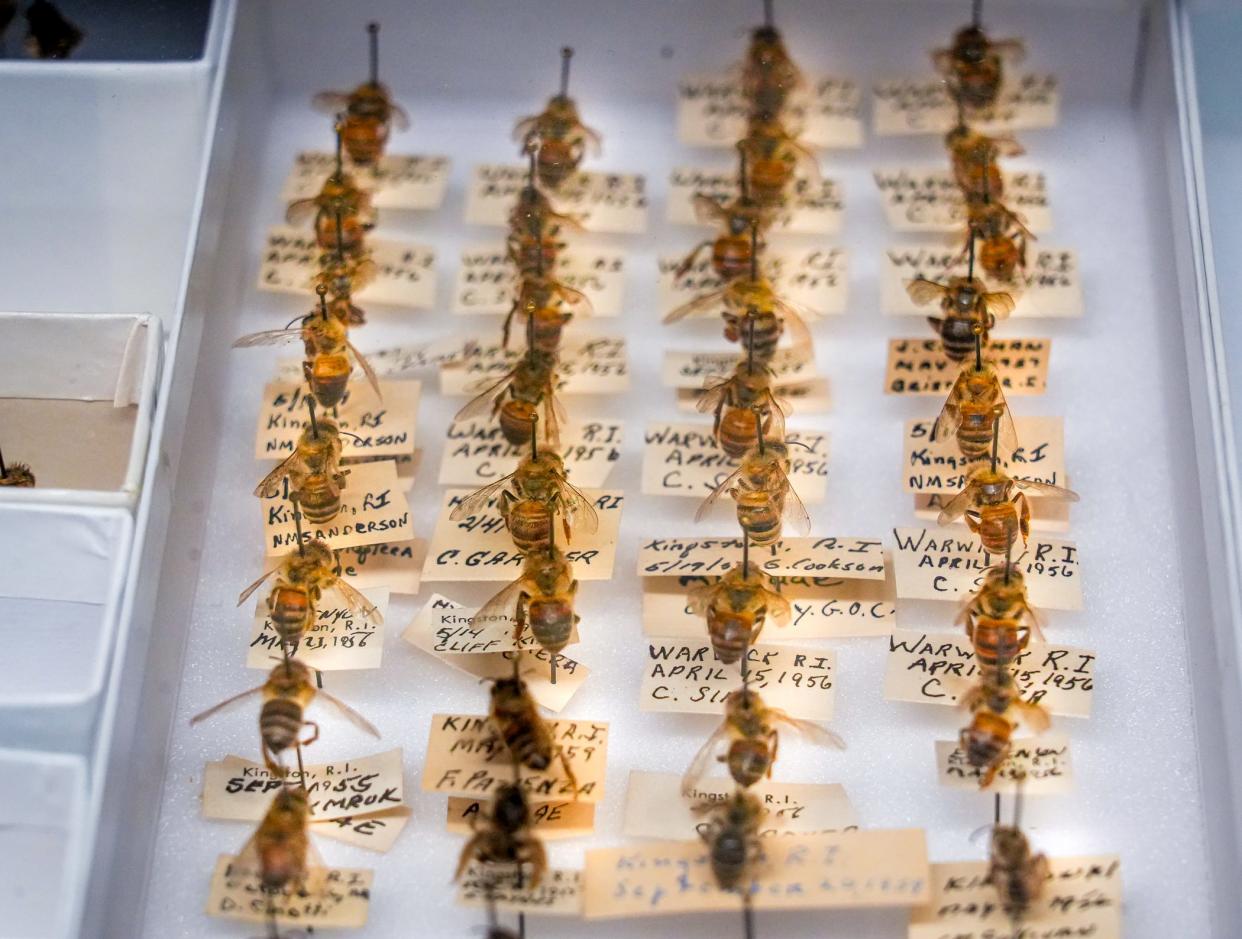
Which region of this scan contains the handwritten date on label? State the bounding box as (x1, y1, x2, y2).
(246, 585, 388, 671)
(281, 150, 451, 210)
(668, 166, 843, 235)
(658, 248, 847, 320)
(454, 242, 625, 316)
(891, 527, 1081, 610)
(466, 164, 648, 234)
(873, 73, 1059, 137)
(440, 336, 629, 396)
(884, 631, 1094, 717)
(637, 535, 886, 581)
(205, 855, 372, 927)
(902, 415, 1067, 493)
(662, 347, 817, 390)
(935, 734, 1073, 794)
(439, 418, 622, 489)
(874, 168, 1050, 233)
(254, 379, 420, 461)
(885, 338, 1049, 396)
(678, 73, 862, 148)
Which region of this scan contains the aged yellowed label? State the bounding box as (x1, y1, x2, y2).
(874, 168, 1050, 233)
(465, 164, 648, 233)
(454, 243, 625, 316)
(439, 418, 622, 489)
(902, 415, 1067, 494)
(336, 538, 423, 595)
(456, 865, 583, 915)
(205, 855, 372, 927)
(884, 338, 1050, 396)
(447, 796, 595, 840)
(254, 379, 420, 461)
(668, 166, 843, 234)
(874, 73, 1059, 136)
(637, 535, 886, 581)
(281, 150, 451, 210)
(658, 248, 847, 320)
(246, 585, 388, 671)
(934, 734, 1073, 793)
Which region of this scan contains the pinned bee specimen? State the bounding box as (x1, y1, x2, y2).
(0, 447, 35, 487)
(454, 347, 566, 448)
(696, 425, 811, 548)
(312, 22, 409, 167)
(503, 270, 591, 352)
(741, 1, 804, 124)
(286, 123, 373, 255)
(514, 47, 601, 190)
(965, 195, 1035, 284)
(238, 537, 382, 650)
(945, 116, 1023, 205)
(933, 327, 1017, 461)
(987, 805, 1051, 923)
(905, 275, 1015, 363)
(233, 286, 381, 410)
(738, 115, 819, 208)
(695, 789, 763, 891)
(454, 782, 548, 889)
(959, 563, 1044, 668)
(313, 222, 377, 303)
(489, 675, 579, 794)
(933, 18, 1025, 111)
(676, 149, 776, 282)
(682, 687, 843, 794)
(959, 665, 1050, 786)
(477, 545, 579, 673)
(230, 787, 321, 894)
(698, 312, 788, 459)
(191, 658, 380, 774)
(937, 462, 1079, 556)
(253, 401, 350, 525)
(508, 143, 582, 278)
(689, 562, 790, 665)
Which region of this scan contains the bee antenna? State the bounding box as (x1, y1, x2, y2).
(367, 21, 380, 86)
(337, 429, 366, 443)
(784, 438, 813, 452)
(559, 46, 574, 97)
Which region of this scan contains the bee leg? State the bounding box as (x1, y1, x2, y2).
(300, 720, 320, 747)
(454, 832, 484, 882)
(556, 746, 580, 800)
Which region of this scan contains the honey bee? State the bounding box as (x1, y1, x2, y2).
(937, 465, 1079, 556)
(514, 47, 601, 190)
(738, 115, 819, 207)
(698, 355, 787, 459)
(694, 789, 763, 891)
(688, 563, 791, 665)
(676, 148, 778, 282)
(477, 545, 579, 673)
(959, 666, 1050, 786)
(503, 274, 591, 351)
(238, 538, 382, 649)
(489, 675, 579, 794)
(285, 128, 373, 255)
(682, 688, 844, 794)
(230, 786, 319, 893)
(0, 449, 34, 487)
(312, 23, 409, 167)
(906, 275, 1015, 362)
(933, 346, 1017, 461)
(959, 565, 1044, 668)
(313, 238, 377, 302)
(933, 25, 1025, 111)
(233, 287, 380, 410)
(191, 658, 380, 773)
(945, 120, 1023, 205)
(696, 436, 811, 547)
(741, 13, 804, 124)
(454, 782, 548, 889)
(664, 272, 814, 365)
(965, 198, 1035, 283)
(254, 409, 349, 524)
(455, 348, 566, 449)
(987, 820, 1050, 922)
(507, 144, 582, 278)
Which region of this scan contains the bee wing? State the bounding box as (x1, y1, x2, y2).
(332, 577, 384, 625)
(190, 685, 264, 725)
(695, 378, 732, 416)
(1010, 478, 1079, 502)
(388, 101, 411, 130)
(680, 722, 731, 796)
(476, 577, 528, 628)
(350, 256, 378, 290)
(937, 486, 976, 525)
(663, 288, 727, 325)
(512, 115, 539, 142)
(690, 193, 729, 225)
(906, 278, 950, 308)
(765, 588, 793, 627)
(454, 370, 515, 420)
(552, 281, 593, 316)
(229, 827, 265, 878)
(933, 386, 964, 441)
(559, 477, 600, 535)
(345, 339, 383, 401)
(237, 567, 280, 607)
(771, 709, 846, 750)
(253, 451, 300, 499)
(993, 134, 1025, 158)
(686, 579, 718, 616)
(312, 91, 352, 114)
(232, 328, 301, 349)
(996, 395, 1019, 456)
(285, 198, 319, 225)
(1013, 699, 1050, 733)
(983, 291, 1016, 321)
(771, 292, 822, 329)
(314, 690, 381, 738)
(450, 476, 516, 520)
(694, 467, 745, 522)
(775, 466, 812, 536)
(790, 139, 822, 184)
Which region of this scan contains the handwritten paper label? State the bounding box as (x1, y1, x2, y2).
(427, 606, 578, 653)
(440, 336, 629, 396)
(874, 168, 1050, 233)
(641, 640, 836, 720)
(677, 378, 833, 415)
(637, 536, 886, 581)
(457, 865, 583, 916)
(668, 166, 843, 235)
(583, 829, 929, 917)
(891, 527, 1081, 610)
(313, 806, 412, 852)
(624, 771, 857, 841)
(885, 631, 1094, 717)
(874, 73, 1059, 136)
(454, 243, 625, 316)
(909, 855, 1121, 939)
(246, 585, 388, 671)
(254, 379, 420, 461)
(422, 712, 609, 803)
(885, 338, 1049, 396)
(881, 245, 1082, 318)
(642, 423, 829, 503)
(447, 797, 595, 840)
(662, 347, 818, 390)
(422, 488, 622, 583)
(402, 595, 588, 712)
(902, 416, 1067, 493)
(258, 225, 436, 308)
(337, 539, 423, 594)
(643, 575, 895, 639)
(678, 73, 863, 148)
(281, 151, 451, 211)
(438, 418, 622, 489)
(465, 164, 648, 233)
(658, 248, 848, 320)
(261, 459, 413, 556)
(935, 734, 1073, 794)
(915, 491, 1070, 533)
(205, 855, 372, 927)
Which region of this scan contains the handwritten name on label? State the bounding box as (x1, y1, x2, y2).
(430, 606, 579, 654)
(258, 225, 436, 308)
(642, 641, 836, 721)
(658, 248, 848, 320)
(891, 527, 1082, 610)
(637, 536, 886, 581)
(935, 734, 1073, 794)
(884, 631, 1094, 717)
(624, 771, 857, 841)
(466, 164, 648, 233)
(337, 538, 423, 595)
(447, 797, 596, 839)
(422, 712, 609, 803)
(677, 378, 833, 414)
(254, 379, 420, 460)
(662, 347, 817, 390)
(280, 150, 451, 210)
(458, 865, 583, 915)
(874, 73, 1059, 137)
(643, 575, 895, 639)
(582, 829, 930, 918)
(873, 168, 1050, 233)
(915, 491, 1070, 533)
(439, 336, 629, 396)
(678, 72, 863, 148)
(202, 750, 404, 823)
(902, 416, 1067, 493)
(454, 243, 625, 316)
(205, 855, 372, 927)
(439, 418, 622, 489)
(668, 166, 843, 235)
(423, 488, 621, 583)
(908, 855, 1121, 939)
(885, 338, 1050, 396)
(261, 459, 412, 556)
(642, 423, 829, 503)
(246, 585, 388, 671)
(882, 246, 1082, 318)
(401, 595, 588, 712)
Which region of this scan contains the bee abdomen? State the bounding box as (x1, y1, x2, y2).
(260, 699, 305, 754)
(727, 738, 772, 788)
(710, 831, 749, 889)
(529, 599, 574, 653)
